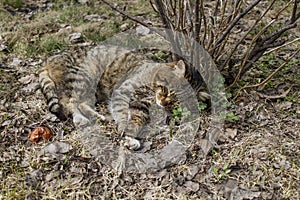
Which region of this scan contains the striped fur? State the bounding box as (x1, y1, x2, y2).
(39, 45, 186, 149)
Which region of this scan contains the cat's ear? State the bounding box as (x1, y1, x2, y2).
(174, 60, 186, 76)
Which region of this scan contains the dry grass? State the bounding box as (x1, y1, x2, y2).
(0, 0, 299, 199)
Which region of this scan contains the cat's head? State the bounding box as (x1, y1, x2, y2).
(166, 60, 186, 77)
(154, 60, 186, 108)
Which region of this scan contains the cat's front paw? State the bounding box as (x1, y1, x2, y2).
(123, 136, 141, 150)
(73, 113, 91, 127)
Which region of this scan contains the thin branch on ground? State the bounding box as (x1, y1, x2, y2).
(232, 47, 300, 98)
(100, 0, 152, 29)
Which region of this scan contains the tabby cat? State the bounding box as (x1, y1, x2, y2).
(39, 44, 186, 149)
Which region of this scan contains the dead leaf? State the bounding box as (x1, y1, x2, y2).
(28, 126, 52, 142)
(18, 74, 34, 84)
(184, 181, 200, 192)
(225, 128, 238, 139)
(275, 101, 293, 111)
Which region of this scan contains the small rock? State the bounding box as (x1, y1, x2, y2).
(136, 25, 151, 35)
(29, 59, 43, 66)
(186, 165, 200, 180)
(25, 11, 34, 20)
(39, 141, 72, 155)
(21, 158, 30, 167)
(78, 0, 89, 3)
(70, 165, 86, 174)
(0, 44, 7, 51)
(45, 171, 61, 182)
(25, 169, 43, 187)
(19, 74, 34, 85)
(1, 120, 11, 127)
(224, 179, 239, 199)
(10, 58, 22, 67)
(0, 105, 7, 112)
(139, 141, 152, 153)
(184, 181, 200, 192)
(84, 14, 102, 22)
(44, 113, 59, 122)
(120, 23, 130, 31)
(22, 82, 40, 93)
(69, 32, 83, 43)
(158, 141, 187, 169)
(58, 25, 72, 34)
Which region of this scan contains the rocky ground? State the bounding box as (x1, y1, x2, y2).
(0, 1, 299, 199)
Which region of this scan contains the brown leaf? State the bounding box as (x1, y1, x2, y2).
(225, 128, 238, 139)
(28, 126, 52, 142)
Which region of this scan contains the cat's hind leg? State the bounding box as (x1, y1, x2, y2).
(72, 103, 105, 127)
(78, 103, 106, 121)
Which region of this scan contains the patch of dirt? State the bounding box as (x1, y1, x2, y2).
(0, 1, 299, 199)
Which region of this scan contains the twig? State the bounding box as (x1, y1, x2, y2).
(220, 0, 276, 70)
(255, 86, 293, 99)
(229, 1, 296, 88)
(153, 0, 182, 59)
(232, 47, 300, 97)
(212, 0, 262, 53)
(199, 2, 208, 48)
(100, 0, 152, 29)
(291, 0, 300, 23)
(262, 23, 297, 45)
(263, 38, 300, 55)
(0, 7, 13, 15)
(241, 22, 297, 75)
(194, 0, 200, 44)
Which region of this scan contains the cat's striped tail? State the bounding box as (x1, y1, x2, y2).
(38, 60, 67, 120)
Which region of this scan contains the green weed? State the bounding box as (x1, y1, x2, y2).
(284, 94, 298, 103)
(1, 0, 23, 8)
(172, 105, 191, 124)
(221, 112, 239, 123)
(198, 102, 207, 110)
(146, 50, 169, 62)
(40, 37, 66, 54)
(211, 164, 231, 182)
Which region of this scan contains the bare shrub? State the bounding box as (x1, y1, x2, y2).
(101, 0, 300, 91)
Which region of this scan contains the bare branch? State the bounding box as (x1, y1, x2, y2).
(199, 2, 208, 48)
(112, 0, 299, 96)
(194, 0, 201, 43)
(227, 1, 296, 87)
(220, 0, 277, 70)
(264, 38, 300, 55)
(233, 47, 300, 96)
(263, 23, 297, 44)
(153, 0, 182, 59)
(212, 0, 262, 53)
(291, 0, 300, 23)
(255, 86, 292, 99)
(100, 0, 150, 28)
(241, 22, 296, 76)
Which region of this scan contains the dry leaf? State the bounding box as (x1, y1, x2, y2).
(28, 126, 52, 142)
(225, 128, 238, 139)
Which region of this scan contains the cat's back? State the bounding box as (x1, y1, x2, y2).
(39, 44, 148, 118)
